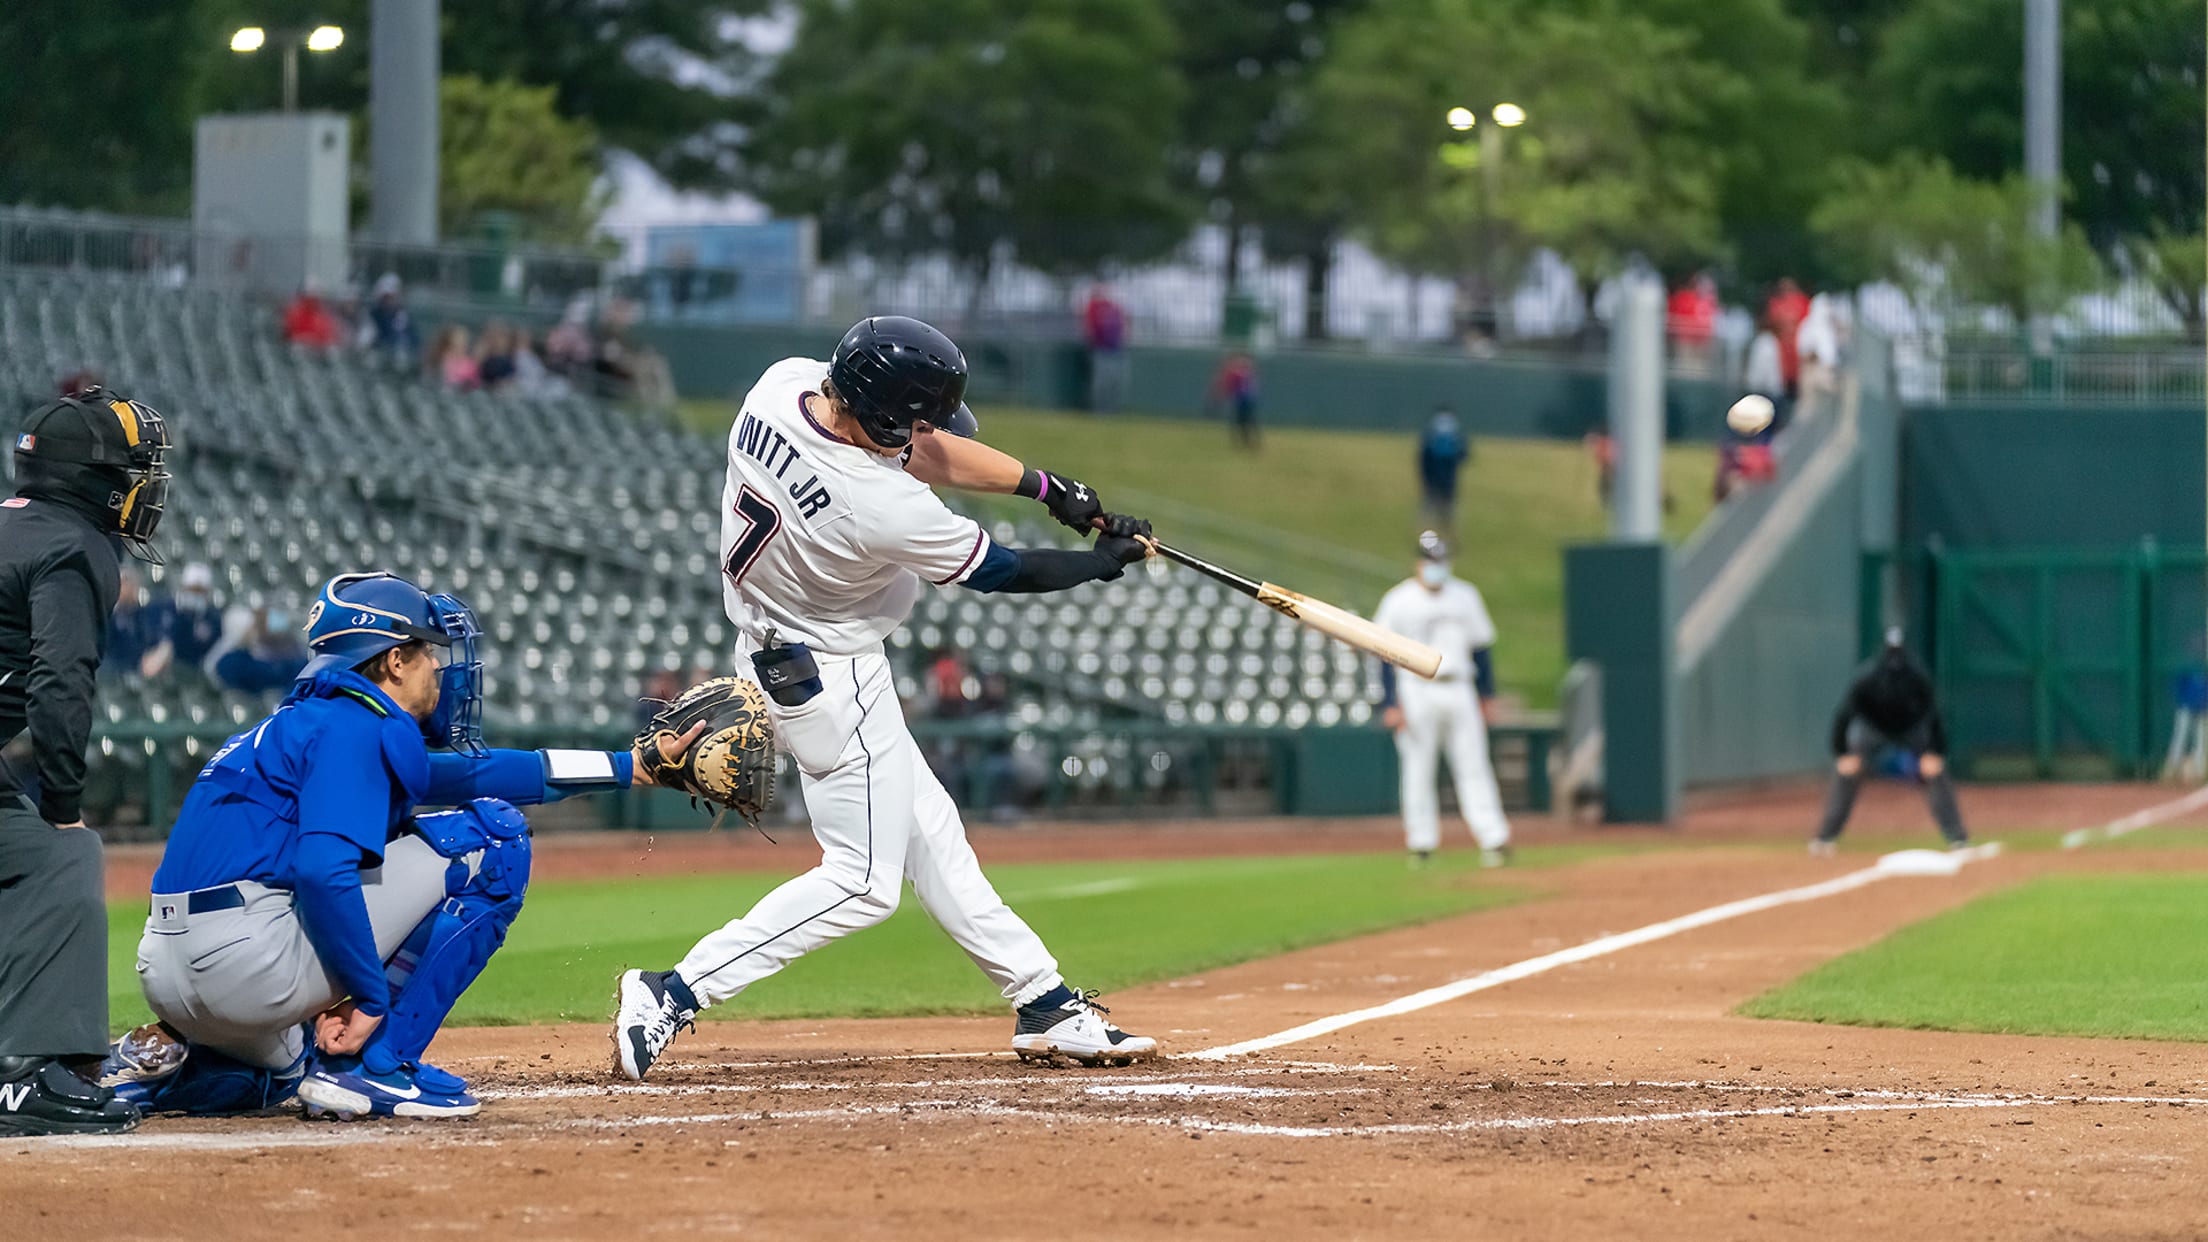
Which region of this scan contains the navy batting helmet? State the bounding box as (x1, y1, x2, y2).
(827, 316, 969, 450)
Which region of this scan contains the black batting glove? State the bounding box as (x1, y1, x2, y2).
(1092, 531, 1150, 579)
(1018, 468, 1105, 533)
(1098, 513, 1152, 542)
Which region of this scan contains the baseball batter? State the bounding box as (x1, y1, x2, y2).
(1375, 532, 1512, 867)
(615, 316, 1158, 1078)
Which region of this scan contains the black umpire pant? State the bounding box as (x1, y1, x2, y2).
(0, 794, 109, 1061)
(1815, 717, 1968, 846)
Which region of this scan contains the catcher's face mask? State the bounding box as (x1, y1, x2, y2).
(423, 593, 486, 757)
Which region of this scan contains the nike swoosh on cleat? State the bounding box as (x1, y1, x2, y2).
(364, 1079, 423, 1101)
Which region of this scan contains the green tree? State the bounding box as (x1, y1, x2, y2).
(1163, 0, 1364, 294)
(1812, 156, 2105, 327)
(2126, 229, 2206, 343)
(1306, 0, 1738, 329)
(440, 0, 771, 191)
(0, 0, 232, 211)
(744, 0, 1189, 285)
(435, 76, 606, 244)
(1870, 0, 2205, 252)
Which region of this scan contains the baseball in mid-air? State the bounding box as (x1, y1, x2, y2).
(1727, 393, 1775, 436)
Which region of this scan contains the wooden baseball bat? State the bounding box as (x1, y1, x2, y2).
(1149, 540, 1444, 680)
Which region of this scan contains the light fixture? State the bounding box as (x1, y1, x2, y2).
(1445, 106, 1477, 132)
(230, 26, 266, 53)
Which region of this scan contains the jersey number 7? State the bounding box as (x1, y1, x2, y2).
(723, 486, 784, 586)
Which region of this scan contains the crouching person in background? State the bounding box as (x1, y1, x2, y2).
(104, 571, 700, 1120)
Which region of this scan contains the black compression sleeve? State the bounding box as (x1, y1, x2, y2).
(968, 547, 1122, 594)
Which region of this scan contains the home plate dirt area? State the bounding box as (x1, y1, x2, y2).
(20, 792, 2208, 1241)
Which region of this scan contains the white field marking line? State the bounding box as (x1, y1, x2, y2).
(2061, 783, 2208, 848)
(1004, 877, 1143, 901)
(19, 1089, 2197, 1154)
(1189, 848, 1987, 1060)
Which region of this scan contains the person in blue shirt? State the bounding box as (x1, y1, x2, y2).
(102, 571, 705, 1120)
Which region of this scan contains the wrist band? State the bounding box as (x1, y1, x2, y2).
(1015, 468, 1045, 501)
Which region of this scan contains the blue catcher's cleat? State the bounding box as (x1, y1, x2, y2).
(298, 1054, 481, 1120)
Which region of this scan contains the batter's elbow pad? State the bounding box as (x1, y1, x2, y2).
(366, 798, 533, 1071)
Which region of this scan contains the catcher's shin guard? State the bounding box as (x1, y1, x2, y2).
(365, 799, 532, 1070)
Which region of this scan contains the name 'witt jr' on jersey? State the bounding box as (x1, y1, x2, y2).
(732, 411, 835, 519)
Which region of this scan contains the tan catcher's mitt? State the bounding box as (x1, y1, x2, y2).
(635, 676, 777, 827)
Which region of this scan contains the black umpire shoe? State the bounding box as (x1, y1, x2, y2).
(0, 1056, 142, 1137)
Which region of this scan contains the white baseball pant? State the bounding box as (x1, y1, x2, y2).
(1395, 678, 1511, 853)
(673, 648, 1063, 1008)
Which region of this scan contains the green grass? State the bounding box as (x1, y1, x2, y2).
(108, 847, 1558, 1032)
(678, 401, 1716, 706)
(1741, 873, 2208, 1042)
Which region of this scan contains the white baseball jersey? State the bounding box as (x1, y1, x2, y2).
(718, 358, 993, 656)
(1373, 577, 1496, 682)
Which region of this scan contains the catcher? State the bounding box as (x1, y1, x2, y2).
(100, 572, 773, 1120)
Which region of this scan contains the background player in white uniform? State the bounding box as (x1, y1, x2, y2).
(616, 316, 1158, 1077)
(1375, 531, 1513, 867)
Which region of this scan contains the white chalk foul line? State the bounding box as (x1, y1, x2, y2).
(2061, 783, 2208, 849)
(1189, 847, 1999, 1061)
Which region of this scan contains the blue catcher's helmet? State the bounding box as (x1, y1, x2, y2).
(299, 572, 486, 755)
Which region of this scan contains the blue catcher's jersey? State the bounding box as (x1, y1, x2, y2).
(150, 668, 605, 894)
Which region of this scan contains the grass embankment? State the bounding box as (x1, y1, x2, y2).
(679, 401, 1716, 706)
(1741, 873, 2208, 1041)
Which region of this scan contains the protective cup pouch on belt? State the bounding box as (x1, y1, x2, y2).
(751, 641, 823, 706)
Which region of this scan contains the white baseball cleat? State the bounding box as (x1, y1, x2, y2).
(1011, 985, 1158, 1066)
(613, 969, 697, 1082)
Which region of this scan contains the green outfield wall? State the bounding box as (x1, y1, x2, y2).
(1901, 403, 2204, 552)
(635, 322, 1741, 441)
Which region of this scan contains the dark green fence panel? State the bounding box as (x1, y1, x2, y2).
(1933, 544, 2202, 779)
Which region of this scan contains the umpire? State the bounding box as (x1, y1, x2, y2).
(1811, 627, 1969, 855)
(0, 389, 172, 1136)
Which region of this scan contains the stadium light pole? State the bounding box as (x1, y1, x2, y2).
(1443, 104, 1528, 346)
(230, 24, 346, 112)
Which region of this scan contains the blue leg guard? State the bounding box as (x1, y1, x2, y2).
(361, 797, 532, 1074)
(124, 1044, 302, 1116)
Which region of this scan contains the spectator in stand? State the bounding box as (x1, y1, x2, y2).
(205, 605, 310, 695)
(103, 567, 164, 681)
(1208, 352, 1261, 450)
(1666, 271, 1719, 374)
(1794, 293, 1846, 393)
(1082, 285, 1130, 412)
(1584, 429, 1616, 505)
(1765, 278, 1811, 403)
(475, 320, 520, 392)
(928, 647, 975, 720)
(508, 328, 558, 397)
(638, 668, 685, 731)
(1743, 312, 1787, 426)
(426, 325, 479, 390)
(361, 274, 421, 366)
(281, 283, 344, 350)
(145, 562, 224, 682)
(1417, 406, 1471, 529)
(544, 299, 597, 378)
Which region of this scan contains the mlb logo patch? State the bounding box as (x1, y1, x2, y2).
(14, 434, 32, 452)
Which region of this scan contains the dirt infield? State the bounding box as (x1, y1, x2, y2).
(31, 782, 2208, 1240)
